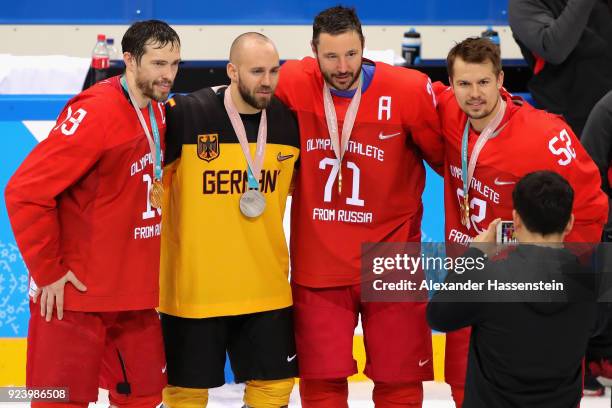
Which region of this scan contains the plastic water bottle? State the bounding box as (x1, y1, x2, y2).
(481, 26, 500, 47)
(402, 28, 421, 66)
(105, 37, 120, 60)
(91, 34, 110, 84)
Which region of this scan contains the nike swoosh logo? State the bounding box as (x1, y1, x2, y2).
(418, 359, 429, 367)
(287, 354, 297, 362)
(162, 365, 167, 374)
(378, 132, 401, 140)
(494, 177, 516, 186)
(277, 153, 294, 162)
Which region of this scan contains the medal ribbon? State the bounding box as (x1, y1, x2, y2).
(461, 98, 507, 206)
(322, 73, 363, 178)
(120, 76, 162, 181)
(223, 86, 268, 190)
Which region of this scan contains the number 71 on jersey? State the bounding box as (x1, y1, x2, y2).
(319, 158, 365, 207)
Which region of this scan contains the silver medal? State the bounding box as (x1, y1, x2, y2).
(240, 189, 266, 218)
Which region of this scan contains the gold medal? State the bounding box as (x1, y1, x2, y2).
(150, 179, 164, 209)
(323, 74, 362, 200)
(460, 194, 470, 226)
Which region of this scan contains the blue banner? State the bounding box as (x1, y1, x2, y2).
(0, 121, 38, 337)
(2, 1, 508, 25)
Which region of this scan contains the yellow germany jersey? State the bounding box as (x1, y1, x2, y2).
(159, 87, 300, 318)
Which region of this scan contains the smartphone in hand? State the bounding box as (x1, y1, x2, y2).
(496, 221, 517, 244)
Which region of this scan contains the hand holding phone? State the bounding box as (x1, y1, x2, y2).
(496, 221, 517, 244)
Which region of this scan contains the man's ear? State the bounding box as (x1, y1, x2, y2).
(226, 62, 238, 82)
(123, 52, 135, 71)
(497, 70, 505, 90)
(512, 209, 521, 230)
(564, 213, 575, 236)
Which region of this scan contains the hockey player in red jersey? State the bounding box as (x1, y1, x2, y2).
(4, 21, 181, 408)
(433, 37, 608, 406)
(275, 6, 445, 407)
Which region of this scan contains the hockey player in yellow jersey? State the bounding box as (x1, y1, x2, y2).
(159, 33, 300, 408)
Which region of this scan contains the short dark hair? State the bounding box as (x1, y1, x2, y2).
(512, 171, 574, 235)
(121, 20, 180, 64)
(446, 37, 501, 79)
(312, 6, 364, 47)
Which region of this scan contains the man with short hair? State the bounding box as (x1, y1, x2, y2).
(5, 20, 181, 408)
(159, 32, 299, 408)
(433, 36, 607, 404)
(275, 6, 445, 407)
(427, 170, 600, 407)
(437, 38, 605, 244)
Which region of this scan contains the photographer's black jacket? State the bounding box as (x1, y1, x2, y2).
(427, 245, 599, 408)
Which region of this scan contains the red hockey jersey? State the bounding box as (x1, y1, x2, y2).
(434, 83, 607, 244)
(5, 76, 166, 311)
(276, 58, 444, 287)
